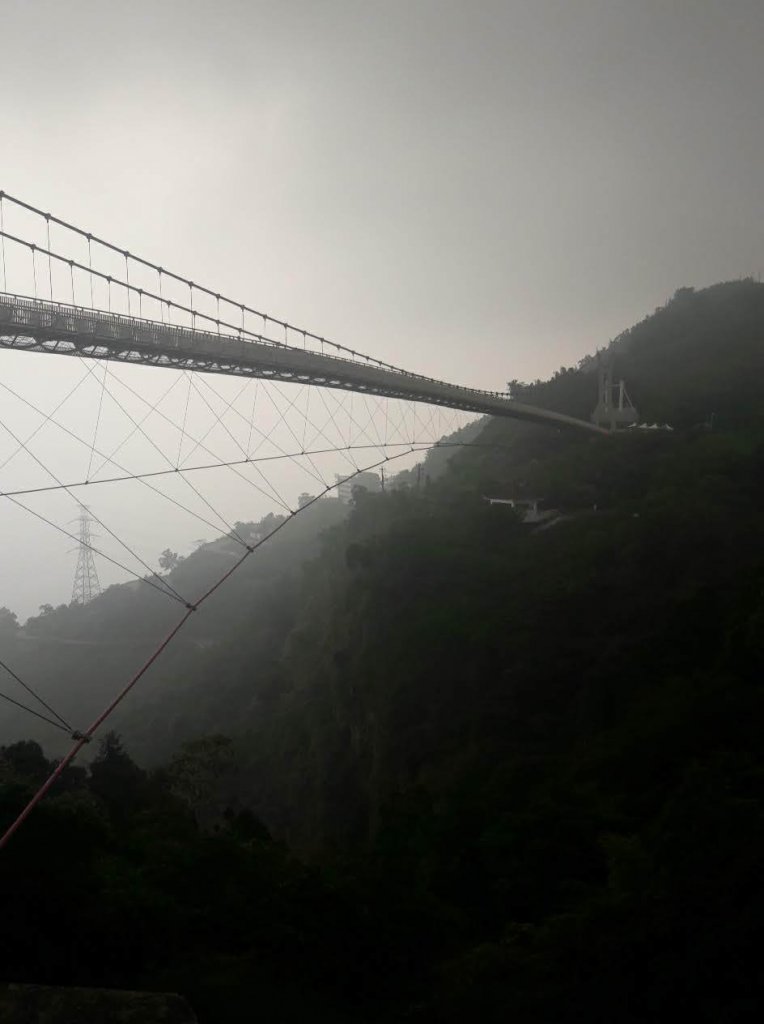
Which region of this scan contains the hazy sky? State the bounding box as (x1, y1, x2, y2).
(1, 0, 763, 616)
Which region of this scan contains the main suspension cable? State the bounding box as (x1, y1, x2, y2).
(0, 189, 433, 378)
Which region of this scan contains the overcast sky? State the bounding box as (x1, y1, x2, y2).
(1, 0, 763, 617)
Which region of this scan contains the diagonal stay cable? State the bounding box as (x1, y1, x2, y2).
(0, 655, 72, 732)
(2, 493, 184, 604)
(187, 376, 294, 513)
(176, 372, 251, 467)
(84, 367, 248, 547)
(346, 391, 391, 454)
(326, 387, 379, 452)
(0, 686, 71, 735)
(257, 383, 328, 488)
(311, 388, 361, 471)
(0, 409, 188, 606)
(238, 382, 319, 476)
(95, 365, 291, 516)
(264, 381, 343, 487)
(0, 362, 100, 473)
(176, 373, 192, 467)
(244, 406, 322, 506)
(301, 385, 310, 451)
(195, 375, 325, 507)
(0, 441, 459, 851)
(246, 380, 259, 456)
(76, 357, 250, 544)
(381, 397, 408, 447)
(403, 393, 442, 446)
(0, 378, 264, 545)
(300, 387, 357, 468)
(86, 361, 108, 480)
(88, 369, 185, 480)
(296, 388, 361, 468)
(246, 379, 357, 482)
(315, 386, 383, 464)
(357, 393, 388, 451)
(178, 395, 291, 516)
(413, 397, 438, 442)
(347, 392, 354, 448)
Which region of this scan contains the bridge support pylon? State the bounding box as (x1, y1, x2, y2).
(591, 356, 638, 430)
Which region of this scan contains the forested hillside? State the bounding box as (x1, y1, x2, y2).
(2, 279, 763, 1022)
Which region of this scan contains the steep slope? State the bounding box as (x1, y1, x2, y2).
(54, 277, 760, 853)
(2, 279, 764, 1022)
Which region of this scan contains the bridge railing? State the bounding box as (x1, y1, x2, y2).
(0, 292, 511, 400)
(1, 292, 607, 432)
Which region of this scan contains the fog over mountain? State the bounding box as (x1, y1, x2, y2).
(1, 6, 764, 1022)
(2, 0, 763, 613)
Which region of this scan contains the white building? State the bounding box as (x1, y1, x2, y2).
(485, 497, 558, 525)
(335, 471, 382, 504)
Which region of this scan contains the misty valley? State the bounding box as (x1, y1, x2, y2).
(1, 281, 763, 1021)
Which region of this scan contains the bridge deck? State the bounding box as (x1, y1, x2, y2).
(0, 294, 604, 433)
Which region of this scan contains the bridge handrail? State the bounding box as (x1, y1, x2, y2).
(0, 292, 511, 401)
(0, 292, 607, 434)
(0, 188, 471, 384)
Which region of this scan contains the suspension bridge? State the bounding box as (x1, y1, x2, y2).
(0, 192, 602, 432)
(0, 190, 605, 848)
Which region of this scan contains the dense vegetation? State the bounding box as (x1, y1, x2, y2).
(2, 279, 763, 1021)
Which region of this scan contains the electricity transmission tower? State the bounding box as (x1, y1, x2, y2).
(71, 505, 102, 605)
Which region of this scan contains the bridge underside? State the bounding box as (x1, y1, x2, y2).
(0, 295, 605, 434)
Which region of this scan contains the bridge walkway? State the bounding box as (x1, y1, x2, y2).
(0, 295, 604, 434)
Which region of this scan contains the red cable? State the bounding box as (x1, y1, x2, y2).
(0, 608, 195, 850)
(0, 445, 470, 850)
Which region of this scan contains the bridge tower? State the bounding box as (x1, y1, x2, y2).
(71, 505, 102, 605)
(591, 356, 638, 430)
